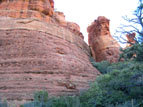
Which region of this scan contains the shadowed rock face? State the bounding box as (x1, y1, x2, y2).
(87, 16, 121, 63)
(0, 0, 99, 105)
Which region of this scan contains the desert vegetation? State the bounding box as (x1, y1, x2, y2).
(1, 0, 143, 107)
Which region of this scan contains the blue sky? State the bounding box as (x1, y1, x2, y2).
(54, 0, 138, 44)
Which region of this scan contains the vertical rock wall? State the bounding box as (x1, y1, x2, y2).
(0, 0, 100, 105)
(87, 16, 121, 63)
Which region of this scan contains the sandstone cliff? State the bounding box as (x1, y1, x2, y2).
(87, 16, 121, 63)
(0, 0, 99, 105)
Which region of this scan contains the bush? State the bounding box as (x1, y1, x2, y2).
(34, 91, 49, 103)
(89, 57, 135, 74)
(90, 57, 111, 74)
(21, 61, 143, 107)
(80, 61, 143, 106)
(119, 43, 143, 61)
(21, 91, 82, 107)
(21, 91, 50, 107)
(51, 96, 81, 107)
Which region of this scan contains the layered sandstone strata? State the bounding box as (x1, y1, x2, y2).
(87, 16, 120, 63)
(53, 11, 84, 39)
(0, 0, 54, 22)
(0, 0, 99, 105)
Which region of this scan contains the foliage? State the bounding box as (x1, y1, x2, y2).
(1, 0, 143, 107)
(21, 91, 51, 107)
(51, 96, 81, 107)
(90, 57, 135, 74)
(90, 57, 111, 74)
(0, 98, 8, 107)
(81, 1, 143, 106)
(34, 91, 49, 103)
(21, 91, 82, 107)
(116, 0, 143, 62)
(81, 61, 143, 107)
(21, 60, 143, 107)
(119, 43, 143, 61)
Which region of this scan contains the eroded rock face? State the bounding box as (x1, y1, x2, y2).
(67, 22, 84, 39)
(53, 11, 67, 26)
(0, 0, 54, 22)
(53, 11, 84, 39)
(126, 33, 136, 47)
(0, 0, 99, 105)
(87, 16, 120, 63)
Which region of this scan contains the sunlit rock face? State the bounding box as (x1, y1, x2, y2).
(87, 16, 121, 63)
(67, 22, 84, 39)
(53, 11, 84, 39)
(0, 0, 54, 22)
(0, 0, 100, 105)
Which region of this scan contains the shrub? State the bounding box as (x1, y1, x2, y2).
(80, 61, 143, 106)
(21, 61, 143, 107)
(21, 91, 50, 107)
(34, 91, 49, 103)
(21, 91, 82, 107)
(51, 96, 81, 107)
(89, 57, 111, 74)
(119, 43, 143, 61)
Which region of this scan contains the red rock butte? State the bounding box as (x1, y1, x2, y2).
(87, 16, 121, 63)
(0, 0, 99, 105)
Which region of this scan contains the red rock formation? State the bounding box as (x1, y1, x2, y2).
(126, 33, 136, 47)
(67, 22, 84, 39)
(0, 0, 54, 22)
(0, 0, 99, 105)
(53, 11, 67, 26)
(53, 11, 84, 39)
(87, 16, 120, 63)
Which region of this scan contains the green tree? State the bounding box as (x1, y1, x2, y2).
(80, 61, 143, 107)
(115, 0, 143, 61)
